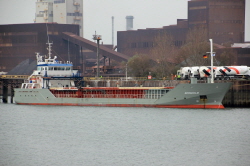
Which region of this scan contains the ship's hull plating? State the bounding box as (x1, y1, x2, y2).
(14, 82, 232, 109)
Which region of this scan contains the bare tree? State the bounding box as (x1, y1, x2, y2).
(150, 31, 177, 79)
(216, 48, 237, 66)
(178, 27, 210, 66)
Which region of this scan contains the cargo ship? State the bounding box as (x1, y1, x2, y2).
(14, 43, 232, 109)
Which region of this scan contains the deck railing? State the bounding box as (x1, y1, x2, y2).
(0, 75, 29, 79)
(83, 77, 148, 81)
(52, 93, 166, 99)
(51, 89, 168, 99)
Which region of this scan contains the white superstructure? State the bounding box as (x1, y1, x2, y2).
(21, 42, 79, 89)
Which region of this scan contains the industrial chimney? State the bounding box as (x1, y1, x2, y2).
(126, 16, 134, 30)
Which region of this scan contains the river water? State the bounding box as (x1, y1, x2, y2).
(0, 103, 250, 166)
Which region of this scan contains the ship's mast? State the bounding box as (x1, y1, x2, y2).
(46, 42, 52, 59)
(45, 23, 52, 59)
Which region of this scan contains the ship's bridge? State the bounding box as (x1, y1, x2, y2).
(35, 63, 77, 77)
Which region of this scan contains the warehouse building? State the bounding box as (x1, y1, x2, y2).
(117, 0, 248, 65)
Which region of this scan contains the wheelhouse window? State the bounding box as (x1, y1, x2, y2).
(53, 67, 68, 70)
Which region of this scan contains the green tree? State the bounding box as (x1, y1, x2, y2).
(127, 54, 152, 77)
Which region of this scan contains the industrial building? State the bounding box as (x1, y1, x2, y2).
(1, 0, 250, 75)
(117, 0, 249, 65)
(35, 0, 83, 36)
(0, 23, 80, 73)
(0, 23, 129, 75)
(188, 0, 245, 44)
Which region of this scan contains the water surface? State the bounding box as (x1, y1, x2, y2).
(0, 104, 250, 166)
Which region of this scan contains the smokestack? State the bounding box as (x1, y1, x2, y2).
(112, 16, 114, 47)
(126, 16, 134, 30)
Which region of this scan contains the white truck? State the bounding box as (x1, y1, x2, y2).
(176, 67, 191, 80)
(189, 66, 200, 79)
(177, 66, 250, 80)
(199, 66, 217, 79)
(214, 66, 250, 80)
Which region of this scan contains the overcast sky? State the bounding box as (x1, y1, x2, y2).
(0, 0, 249, 44)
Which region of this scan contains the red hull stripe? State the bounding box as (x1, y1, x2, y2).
(16, 103, 225, 109)
(80, 87, 174, 90)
